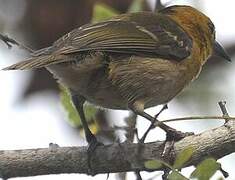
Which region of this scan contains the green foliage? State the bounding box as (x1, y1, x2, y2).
(60, 85, 97, 128)
(92, 3, 118, 23)
(60, 85, 80, 127)
(190, 158, 221, 180)
(173, 146, 194, 169)
(168, 170, 188, 180)
(144, 159, 163, 169)
(144, 148, 222, 180)
(128, 0, 144, 12)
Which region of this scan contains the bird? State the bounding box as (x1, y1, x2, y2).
(2, 5, 231, 157)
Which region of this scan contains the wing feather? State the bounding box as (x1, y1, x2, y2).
(3, 12, 193, 70)
(53, 13, 192, 60)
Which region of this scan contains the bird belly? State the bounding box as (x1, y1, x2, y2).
(47, 55, 200, 110)
(47, 60, 127, 109)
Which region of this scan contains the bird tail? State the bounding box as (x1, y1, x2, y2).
(2, 54, 67, 70)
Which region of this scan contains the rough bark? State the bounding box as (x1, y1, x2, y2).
(0, 120, 234, 179)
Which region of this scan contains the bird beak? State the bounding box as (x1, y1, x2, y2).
(213, 41, 231, 61)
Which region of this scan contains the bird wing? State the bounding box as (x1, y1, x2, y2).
(3, 12, 193, 70)
(54, 14, 192, 61)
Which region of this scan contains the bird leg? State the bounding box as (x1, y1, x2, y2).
(139, 104, 168, 143)
(130, 104, 194, 154)
(70, 92, 103, 175)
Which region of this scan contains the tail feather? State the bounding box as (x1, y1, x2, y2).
(2, 54, 68, 70)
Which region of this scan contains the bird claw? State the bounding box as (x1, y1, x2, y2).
(162, 130, 194, 158)
(166, 129, 194, 142)
(87, 137, 104, 176)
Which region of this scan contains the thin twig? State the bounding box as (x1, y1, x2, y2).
(135, 171, 143, 180)
(218, 101, 230, 123)
(159, 116, 235, 124)
(218, 101, 231, 178)
(158, 102, 234, 125)
(0, 33, 34, 53)
(220, 167, 229, 178)
(111, 115, 235, 132)
(218, 101, 229, 116)
(140, 104, 168, 143)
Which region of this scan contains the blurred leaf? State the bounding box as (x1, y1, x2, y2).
(59, 85, 98, 130)
(92, 3, 119, 23)
(144, 159, 163, 169)
(190, 158, 220, 180)
(128, 0, 144, 12)
(168, 170, 188, 180)
(173, 146, 194, 169)
(82, 120, 99, 135)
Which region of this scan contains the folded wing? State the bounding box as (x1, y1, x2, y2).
(3, 12, 192, 70)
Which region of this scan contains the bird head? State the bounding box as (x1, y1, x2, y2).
(160, 5, 231, 64)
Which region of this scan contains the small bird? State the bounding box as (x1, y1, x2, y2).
(3, 5, 231, 152)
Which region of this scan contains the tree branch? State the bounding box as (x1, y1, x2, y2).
(0, 119, 234, 179)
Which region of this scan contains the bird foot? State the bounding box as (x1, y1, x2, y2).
(166, 128, 194, 141)
(87, 136, 104, 176)
(162, 129, 194, 158)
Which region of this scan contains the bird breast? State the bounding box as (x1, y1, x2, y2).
(47, 53, 201, 110)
